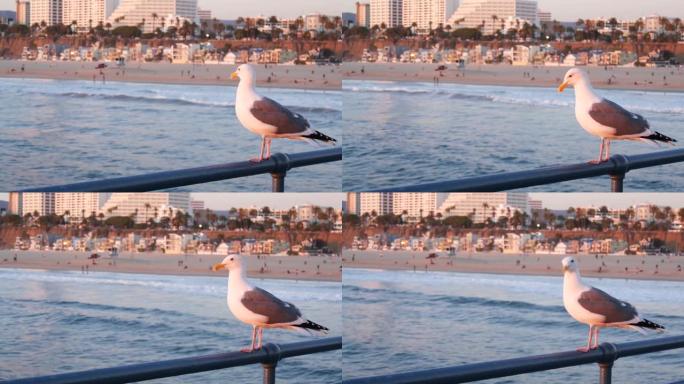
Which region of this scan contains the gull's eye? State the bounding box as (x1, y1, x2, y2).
(569, 74, 573, 78)
(230, 257, 234, 261)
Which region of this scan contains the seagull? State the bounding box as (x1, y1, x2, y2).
(558, 68, 676, 164)
(562, 256, 664, 352)
(231, 64, 337, 163)
(212, 254, 329, 352)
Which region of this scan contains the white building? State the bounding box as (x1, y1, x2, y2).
(106, 0, 197, 33)
(15, 193, 55, 217)
(55, 193, 108, 222)
(100, 193, 191, 224)
(438, 193, 528, 223)
(356, 2, 370, 28)
(62, 0, 112, 32)
(392, 193, 448, 218)
(196, 6, 210, 21)
(30, 0, 62, 26)
(402, 0, 459, 34)
(358, 192, 393, 216)
(370, 0, 402, 28)
(447, 0, 538, 35)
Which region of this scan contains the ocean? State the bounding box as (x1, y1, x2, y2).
(343, 268, 684, 383)
(342, 80, 684, 191)
(0, 268, 341, 383)
(0, 78, 342, 191)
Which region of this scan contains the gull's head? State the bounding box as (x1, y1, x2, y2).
(558, 68, 587, 92)
(231, 64, 255, 82)
(212, 254, 242, 272)
(561, 256, 578, 273)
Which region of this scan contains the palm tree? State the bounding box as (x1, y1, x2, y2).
(151, 13, 158, 33)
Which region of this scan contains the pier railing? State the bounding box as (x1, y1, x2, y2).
(373, 149, 684, 192)
(344, 335, 684, 384)
(2, 337, 341, 384)
(20, 148, 342, 192)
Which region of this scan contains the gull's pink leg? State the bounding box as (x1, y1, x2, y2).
(592, 327, 600, 349)
(577, 325, 594, 352)
(265, 138, 272, 159)
(256, 327, 264, 349)
(241, 326, 257, 352)
(604, 140, 611, 161)
(589, 139, 604, 164)
(250, 137, 265, 163)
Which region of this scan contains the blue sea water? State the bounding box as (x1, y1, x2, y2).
(343, 268, 684, 383)
(0, 268, 341, 383)
(0, 78, 342, 191)
(342, 80, 684, 191)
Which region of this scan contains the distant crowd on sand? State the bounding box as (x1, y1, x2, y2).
(343, 250, 684, 280)
(0, 61, 341, 89)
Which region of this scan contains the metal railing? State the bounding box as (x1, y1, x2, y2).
(2, 337, 341, 384)
(372, 149, 684, 192)
(20, 148, 342, 192)
(344, 335, 684, 384)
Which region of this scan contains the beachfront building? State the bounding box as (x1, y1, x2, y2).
(54, 193, 108, 222)
(30, 0, 62, 26)
(402, 0, 459, 34)
(447, 0, 538, 35)
(355, 2, 370, 28)
(392, 193, 448, 219)
(106, 0, 197, 34)
(438, 193, 528, 223)
(15, 0, 30, 25)
(100, 193, 191, 224)
(358, 192, 393, 216)
(346, 193, 361, 215)
(370, 0, 402, 28)
(61, 0, 120, 32)
(14, 192, 56, 217)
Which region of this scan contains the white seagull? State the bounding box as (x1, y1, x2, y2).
(558, 68, 676, 164)
(562, 256, 664, 352)
(212, 254, 329, 352)
(231, 64, 337, 162)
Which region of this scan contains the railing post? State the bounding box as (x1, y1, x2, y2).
(608, 154, 629, 193)
(261, 343, 282, 384)
(271, 172, 285, 192)
(598, 342, 619, 384)
(269, 153, 292, 193)
(609, 172, 624, 192)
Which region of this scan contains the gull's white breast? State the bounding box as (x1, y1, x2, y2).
(235, 89, 279, 136)
(563, 285, 606, 325)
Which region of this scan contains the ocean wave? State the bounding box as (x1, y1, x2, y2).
(346, 84, 684, 114)
(52, 91, 342, 113)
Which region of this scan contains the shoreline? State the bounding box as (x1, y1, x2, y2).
(0, 250, 341, 282)
(0, 60, 341, 91)
(342, 62, 684, 92)
(342, 249, 684, 282)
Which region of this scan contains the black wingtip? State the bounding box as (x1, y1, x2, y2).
(631, 319, 665, 330)
(642, 131, 677, 143)
(303, 131, 337, 143)
(295, 320, 329, 332)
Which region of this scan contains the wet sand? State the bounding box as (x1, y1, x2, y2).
(0, 249, 341, 282)
(0, 60, 341, 90)
(343, 249, 684, 281)
(343, 62, 684, 91)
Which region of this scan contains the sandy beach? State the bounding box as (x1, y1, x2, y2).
(0, 249, 341, 282)
(343, 62, 684, 91)
(343, 249, 684, 281)
(0, 60, 341, 90)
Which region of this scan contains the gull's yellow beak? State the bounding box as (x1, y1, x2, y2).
(558, 81, 569, 93)
(212, 263, 225, 272)
(230, 71, 238, 80)
(562, 265, 569, 272)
